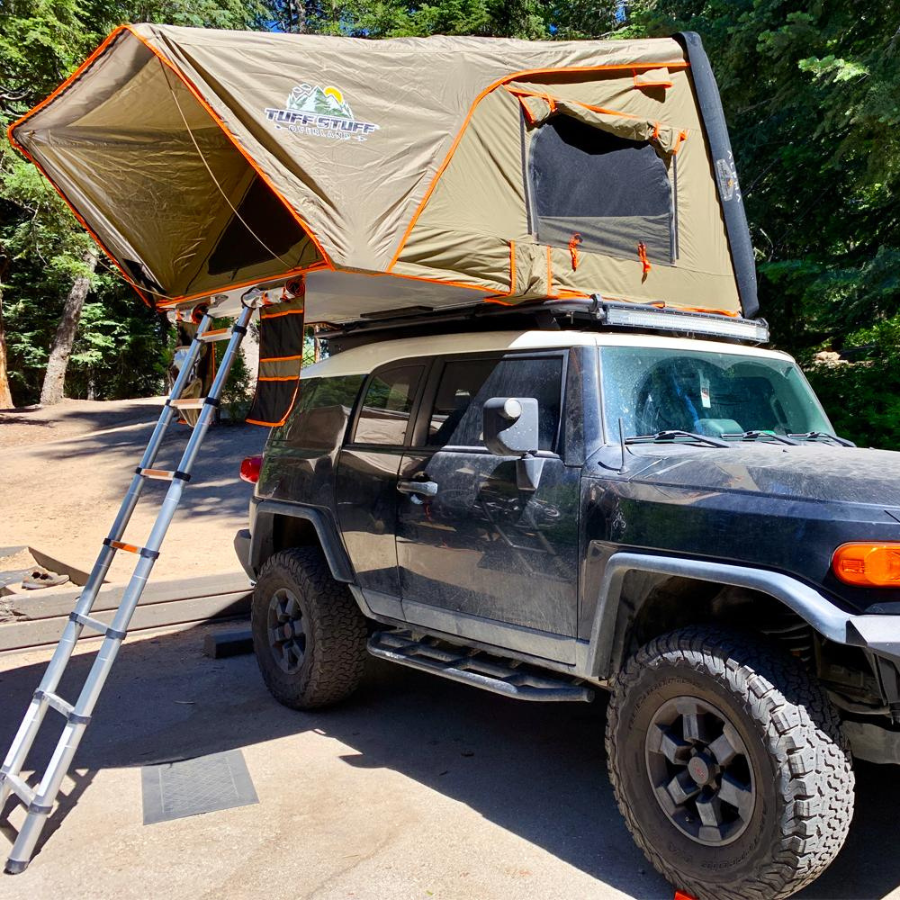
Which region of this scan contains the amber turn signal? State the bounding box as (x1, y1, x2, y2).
(832, 543, 900, 587)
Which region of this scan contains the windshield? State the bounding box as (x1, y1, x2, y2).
(600, 346, 834, 440)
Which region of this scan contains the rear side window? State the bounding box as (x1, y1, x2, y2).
(354, 365, 424, 446)
(275, 375, 364, 448)
(425, 355, 564, 451)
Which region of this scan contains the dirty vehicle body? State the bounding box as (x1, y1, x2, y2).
(237, 302, 900, 900)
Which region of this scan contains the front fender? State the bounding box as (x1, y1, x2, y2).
(585, 551, 857, 679)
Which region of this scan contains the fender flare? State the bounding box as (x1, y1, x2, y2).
(251, 499, 355, 584)
(585, 551, 853, 679)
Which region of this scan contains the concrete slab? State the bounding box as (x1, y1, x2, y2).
(0, 622, 895, 899)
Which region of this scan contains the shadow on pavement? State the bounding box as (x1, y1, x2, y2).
(0, 622, 896, 899)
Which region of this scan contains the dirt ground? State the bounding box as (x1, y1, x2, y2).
(0, 398, 167, 448)
(0, 397, 265, 583)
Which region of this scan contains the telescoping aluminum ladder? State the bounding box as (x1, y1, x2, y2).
(0, 297, 257, 874)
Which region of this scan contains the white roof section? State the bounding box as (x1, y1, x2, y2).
(304, 330, 791, 378)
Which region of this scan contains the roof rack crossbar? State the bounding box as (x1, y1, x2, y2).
(319, 296, 768, 349)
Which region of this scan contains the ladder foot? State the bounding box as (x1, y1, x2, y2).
(5, 858, 29, 875)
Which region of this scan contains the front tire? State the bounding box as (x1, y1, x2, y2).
(606, 627, 854, 900)
(251, 547, 368, 710)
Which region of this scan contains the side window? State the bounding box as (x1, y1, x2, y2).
(277, 375, 364, 448)
(354, 365, 423, 446)
(426, 355, 564, 451)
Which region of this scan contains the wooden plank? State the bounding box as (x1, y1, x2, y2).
(1, 572, 251, 622)
(0, 591, 251, 653)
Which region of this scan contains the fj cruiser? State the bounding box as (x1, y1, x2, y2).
(235, 300, 900, 900)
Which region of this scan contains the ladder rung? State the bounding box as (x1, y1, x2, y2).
(170, 398, 205, 409)
(198, 328, 232, 342)
(138, 467, 175, 481)
(38, 690, 74, 719)
(1, 772, 35, 808)
(103, 539, 159, 560)
(108, 539, 139, 554)
(70, 612, 109, 635)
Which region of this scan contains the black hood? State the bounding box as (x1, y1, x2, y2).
(628, 443, 900, 510)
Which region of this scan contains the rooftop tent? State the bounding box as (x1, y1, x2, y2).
(9, 25, 757, 323)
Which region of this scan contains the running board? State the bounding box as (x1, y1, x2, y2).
(368, 630, 594, 702)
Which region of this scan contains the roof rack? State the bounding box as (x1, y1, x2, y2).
(320, 296, 769, 352)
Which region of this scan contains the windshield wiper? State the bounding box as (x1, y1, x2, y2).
(722, 431, 800, 446)
(789, 431, 855, 447)
(625, 430, 731, 449)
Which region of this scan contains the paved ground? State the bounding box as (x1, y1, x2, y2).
(0, 622, 898, 900)
(0, 398, 265, 583)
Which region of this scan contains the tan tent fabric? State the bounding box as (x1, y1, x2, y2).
(9, 25, 754, 321)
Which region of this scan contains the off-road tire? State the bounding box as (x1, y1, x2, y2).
(606, 626, 854, 900)
(252, 547, 368, 710)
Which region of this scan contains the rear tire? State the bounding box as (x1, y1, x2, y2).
(606, 626, 854, 900)
(251, 547, 368, 709)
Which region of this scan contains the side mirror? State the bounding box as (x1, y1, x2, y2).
(482, 397, 544, 492)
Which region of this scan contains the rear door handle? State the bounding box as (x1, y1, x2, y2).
(397, 479, 439, 497)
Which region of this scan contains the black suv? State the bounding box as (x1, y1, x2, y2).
(235, 304, 900, 900)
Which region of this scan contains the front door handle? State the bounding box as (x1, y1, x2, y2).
(397, 478, 439, 498)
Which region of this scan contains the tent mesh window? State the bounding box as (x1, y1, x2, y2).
(528, 116, 675, 264)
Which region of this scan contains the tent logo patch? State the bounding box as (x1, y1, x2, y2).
(264, 83, 379, 142)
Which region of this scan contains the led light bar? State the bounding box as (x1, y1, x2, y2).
(596, 299, 770, 344)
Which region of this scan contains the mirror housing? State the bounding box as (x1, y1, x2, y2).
(482, 397, 544, 491)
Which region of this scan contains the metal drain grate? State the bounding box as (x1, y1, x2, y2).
(141, 749, 259, 825)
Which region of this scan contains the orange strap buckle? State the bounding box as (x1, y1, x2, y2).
(568, 233, 583, 270)
(638, 242, 652, 276)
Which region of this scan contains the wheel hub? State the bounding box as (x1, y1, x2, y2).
(687, 753, 716, 786)
(267, 588, 308, 675)
(645, 696, 755, 846)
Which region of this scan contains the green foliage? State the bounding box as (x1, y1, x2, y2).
(266, 0, 546, 37)
(803, 315, 900, 450)
(619, 0, 900, 349)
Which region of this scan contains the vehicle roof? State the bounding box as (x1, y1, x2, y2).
(305, 330, 793, 379)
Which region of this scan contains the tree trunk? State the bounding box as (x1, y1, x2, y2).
(40, 249, 98, 406)
(0, 285, 13, 409)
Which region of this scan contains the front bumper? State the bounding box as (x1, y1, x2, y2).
(846, 616, 900, 665)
